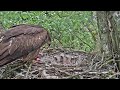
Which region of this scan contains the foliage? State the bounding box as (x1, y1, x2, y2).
(0, 11, 98, 52)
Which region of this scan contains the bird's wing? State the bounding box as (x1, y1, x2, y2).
(0, 37, 20, 60)
(0, 27, 48, 66)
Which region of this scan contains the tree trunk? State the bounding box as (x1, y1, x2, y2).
(96, 11, 120, 71)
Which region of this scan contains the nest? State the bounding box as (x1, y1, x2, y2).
(0, 48, 119, 79)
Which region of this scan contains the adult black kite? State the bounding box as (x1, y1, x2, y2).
(0, 24, 51, 67)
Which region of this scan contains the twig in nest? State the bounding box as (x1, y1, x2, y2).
(1, 61, 26, 79)
(63, 70, 91, 79)
(88, 52, 104, 70)
(107, 72, 120, 79)
(41, 69, 59, 79)
(25, 63, 33, 79)
(98, 59, 120, 69)
(89, 54, 98, 70)
(54, 68, 71, 77)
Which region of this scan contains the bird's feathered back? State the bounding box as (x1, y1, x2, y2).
(0, 24, 51, 67)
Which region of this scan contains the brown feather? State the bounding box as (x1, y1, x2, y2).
(0, 24, 51, 67)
